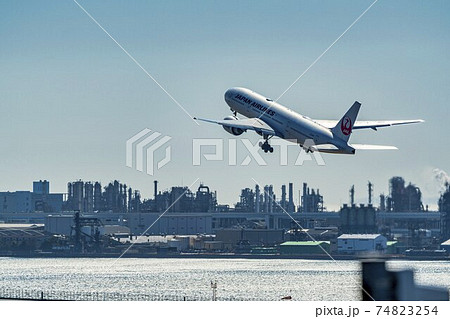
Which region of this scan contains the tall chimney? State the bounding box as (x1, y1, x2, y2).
(154, 180, 158, 211)
(264, 185, 269, 213)
(302, 183, 307, 212)
(350, 185, 355, 206)
(268, 185, 273, 213)
(281, 185, 286, 210)
(255, 184, 260, 214)
(288, 182, 294, 212)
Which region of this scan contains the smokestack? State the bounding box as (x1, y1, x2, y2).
(302, 183, 307, 212)
(281, 185, 286, 210)
(134, 190, 140, 212)
(128, 187, 132, 213)
(288, 182, 293, 212)
(269, 185, 273, 213)
(380, 194, 385, 211)
(154, 180, 158, 200)
(264, 185, 269, 213)
(350, 185, 355, 206)
(154, 180, 158, 211)
(255, 185, 260, 214)
(368, 181, 373, 205)
(123, 184, 127, 210)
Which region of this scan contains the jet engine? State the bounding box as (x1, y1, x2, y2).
(222, 115, 244, 136)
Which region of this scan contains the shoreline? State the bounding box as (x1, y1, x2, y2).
(0, 252, 448, 261)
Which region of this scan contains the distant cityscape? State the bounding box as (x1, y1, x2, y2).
(0, 177, 436, 214)
(0, 176, 449, 258)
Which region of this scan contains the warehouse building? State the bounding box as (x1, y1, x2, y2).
(337, 234, 387, 254)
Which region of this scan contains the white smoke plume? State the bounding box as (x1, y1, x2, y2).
(432, 168, 450, 192)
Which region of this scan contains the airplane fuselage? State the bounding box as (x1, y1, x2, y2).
(224, 87, 348, 150)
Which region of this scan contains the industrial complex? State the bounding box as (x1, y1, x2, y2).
(0, 177, 449, 258)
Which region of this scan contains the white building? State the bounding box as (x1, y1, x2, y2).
(337, 234, 387, 253)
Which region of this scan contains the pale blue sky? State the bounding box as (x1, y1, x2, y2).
(0, 0, 449, 210)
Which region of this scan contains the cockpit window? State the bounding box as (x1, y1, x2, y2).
(266, 98, 273, 102)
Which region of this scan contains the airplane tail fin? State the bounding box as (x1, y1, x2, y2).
(331, 101, 361, 142)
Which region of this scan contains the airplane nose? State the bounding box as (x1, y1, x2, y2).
(224, 89, 234, 101)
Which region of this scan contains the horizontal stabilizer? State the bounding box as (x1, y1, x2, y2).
(351, 144, 398, 150)
(314, 119, 424, 130)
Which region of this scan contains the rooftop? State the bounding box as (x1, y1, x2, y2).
(280, 241, 330, 246)
(338, 234, 383, 240)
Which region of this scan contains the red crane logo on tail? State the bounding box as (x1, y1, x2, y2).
(341, 116, 352, 136)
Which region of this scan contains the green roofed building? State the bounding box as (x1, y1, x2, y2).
(280, 241, 330, 255)
(386, 241, 399, 254)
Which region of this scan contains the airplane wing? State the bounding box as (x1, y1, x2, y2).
(314, 119, 424, 130)
(194, 117, 277, 136)
(350, 144, 398, 150)
(310, 144, 341, 153)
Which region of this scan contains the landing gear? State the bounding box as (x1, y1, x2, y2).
(300, 144, 314, 153)
(259, 136, 274, 153)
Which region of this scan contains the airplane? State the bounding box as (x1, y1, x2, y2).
(194, 87, 423, 154)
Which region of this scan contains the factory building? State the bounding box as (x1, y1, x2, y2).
(65, 180, 141, 213)
(339, 204, 377, 234)
(45, 214, 123, 236)
(127, 212, 212, 235)
(299, 182, 324, 212)
(146, 182, 217, 213)
(0, 224, 48, 251)
(383, 177, 424, 212)
(45, 215, 74, 235)
(34, 192, 63, 213)
(33, 180, 49, 195)
(0, 180, 63, 213)
(337, 234, 387, 253)
(99, 180, 130, 213)
(438, 183, 450, 240)
(0, 191, 33, 213)
(233, 183, 296, 213)
(377, 212, 441, 239)
(235, 188, 255, 212)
